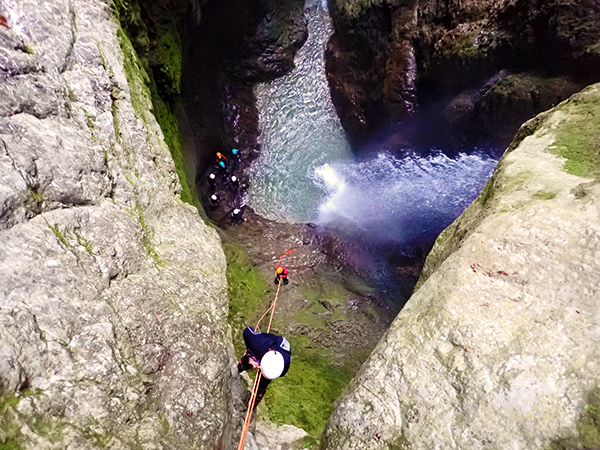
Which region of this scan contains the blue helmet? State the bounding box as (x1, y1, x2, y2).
(232, 148, 238, 155)
(219, 161, 225, 168)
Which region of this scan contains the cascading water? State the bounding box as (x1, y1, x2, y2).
(249, 0, 499, 299)
(313, 151, 498, 247)
(249, 0, 353, 223)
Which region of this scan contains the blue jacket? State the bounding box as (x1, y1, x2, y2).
(243, 327, 291, 377)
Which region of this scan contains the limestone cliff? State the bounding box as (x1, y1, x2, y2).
(0, 0, 243, 448)
(322, 84, 600, 449)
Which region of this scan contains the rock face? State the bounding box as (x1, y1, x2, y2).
(321, 84, 600, 449)
(180, 0, 308, 197)
(0, 0, 244, 448)
(326, 0, 600, 148)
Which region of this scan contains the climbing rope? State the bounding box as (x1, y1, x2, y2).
(236, 249, 295, 450)
(237, 281, 281, 450)
(237, 371, 263, 450)
(277, 248, 296, 266)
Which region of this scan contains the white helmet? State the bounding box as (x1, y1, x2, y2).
(260, 350, 284, 380)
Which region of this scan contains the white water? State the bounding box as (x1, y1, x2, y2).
(249, 0, 353, 222)
(313, 151, 498, 245)
(249, 1, 499, 248)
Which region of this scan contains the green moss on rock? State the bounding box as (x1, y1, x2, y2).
(1, 390, 43, 449)
(264, 336, 352, 437)
(149, 23, 182, 97)
(111, 0, 195, 206)
(335, 0, 383, 20)
(225, 243, 272, 344)
(533, 190, 557, 200)
(149, 91, 193, 204)
(550, 389, 600, 450)
(135, 205, 165, 267)
(224, 245, 366, 441)
(550, 86, 600, 179)
(441, 31, 488, 60)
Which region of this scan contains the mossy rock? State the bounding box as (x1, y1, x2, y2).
(550, 85, 600, 179)
(550, 389, 600, 449)
(112, 0, 196, 206)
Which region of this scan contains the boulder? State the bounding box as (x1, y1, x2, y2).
(322, 84, 600, 449)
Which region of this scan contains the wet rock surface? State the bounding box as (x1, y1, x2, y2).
(326, 0, 600, 149)
(222, 208, 397, 359)
(0, 0, 245, 448)
(181, 0, 308, 180)
(322, 84, 600, 450)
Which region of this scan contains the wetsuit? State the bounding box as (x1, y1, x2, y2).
(230, 205, 246, 224)
(238, 327, 292, 407)
(207, 172, 217, 187)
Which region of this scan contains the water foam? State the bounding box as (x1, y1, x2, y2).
(313, 151, 498, 245)
(249, 0, 352, 222)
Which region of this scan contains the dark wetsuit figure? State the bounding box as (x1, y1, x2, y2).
(237, 327, 291, 408)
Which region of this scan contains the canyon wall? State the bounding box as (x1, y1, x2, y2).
(0, 0, 245, 448)
(326, 0, 600, 148)
(322, 83, 600, 449)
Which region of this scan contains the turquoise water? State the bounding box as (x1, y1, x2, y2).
(249, 0, 499, 248)
(249, 0, 353, 222)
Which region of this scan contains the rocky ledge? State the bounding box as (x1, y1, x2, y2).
(322, 84, 600, 449)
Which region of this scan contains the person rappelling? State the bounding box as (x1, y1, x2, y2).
(274, 265, 289, 285)
(237, 327, 291, 411)
(236, 249, 296, 450)
(209, 193, 220, 207)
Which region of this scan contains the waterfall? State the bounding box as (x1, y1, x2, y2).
(249, 0, 353, 223)
(313, 151, 498, 246)
(249, 0, 499, 251)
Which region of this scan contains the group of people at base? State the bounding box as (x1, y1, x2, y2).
(207, 148, 247, 224)
(237, 265, 290, 410)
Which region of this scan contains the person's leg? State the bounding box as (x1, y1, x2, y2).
(283, 277, 289, 285)
(253, 377, 271, 410)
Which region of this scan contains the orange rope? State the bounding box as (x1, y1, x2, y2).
(237, 250, 293, 450)
(276, 248, 296, 267)
(265, 281, 281, 334)
(237, 372, 262, 450)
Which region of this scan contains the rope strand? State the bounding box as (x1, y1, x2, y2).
(237, 250, 292, 450)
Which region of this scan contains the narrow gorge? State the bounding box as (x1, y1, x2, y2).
(1, 0, 599, 449)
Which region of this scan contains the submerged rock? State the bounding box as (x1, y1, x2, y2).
(322, 84, 600, 449)
(0, 0, 244, 448)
